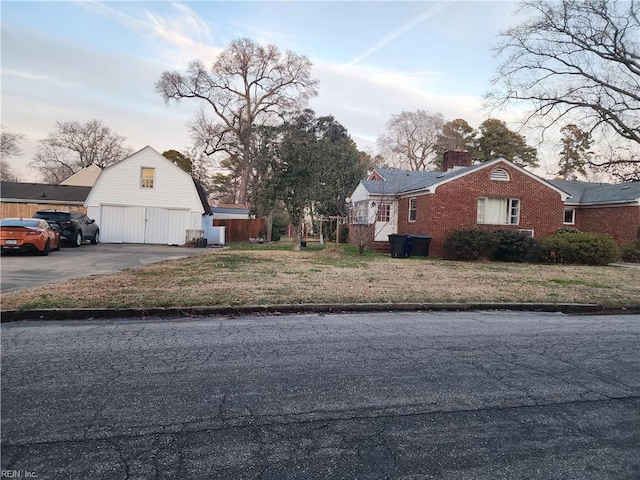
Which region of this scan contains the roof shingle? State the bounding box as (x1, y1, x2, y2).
(1, 182, 91, 203)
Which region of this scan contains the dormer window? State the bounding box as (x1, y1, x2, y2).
(490, 168, 510, 181)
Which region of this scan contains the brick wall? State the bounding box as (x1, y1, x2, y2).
(396, 162, 565, 257)
(576, 205, 640, 246)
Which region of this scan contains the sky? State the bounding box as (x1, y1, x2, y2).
(1, 0, 535, 182)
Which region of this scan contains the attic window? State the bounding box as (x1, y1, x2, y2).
(141, 167, 155, 189)
(490, 168, 510, 181)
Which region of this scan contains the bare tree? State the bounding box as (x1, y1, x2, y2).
(376, 110, 445, 171)
(0, 126, 25, 181)
(1, 126, 24, 158)
(487, 0, 640, 174)
(155, 38, 319, 206)
(590, 147, 640, 182)
(30, 120, 132, 184)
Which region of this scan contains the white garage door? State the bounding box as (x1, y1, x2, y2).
(99, 206, 190, 244)
(145, 207, 191, 245)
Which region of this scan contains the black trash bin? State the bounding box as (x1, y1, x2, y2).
(389, 234, 410, 258)
(410, 235, 431, 256)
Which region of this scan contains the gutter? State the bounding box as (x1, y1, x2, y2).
(1, 198, 86, 205)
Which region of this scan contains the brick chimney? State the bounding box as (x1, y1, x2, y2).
(442, 149, 472, 172)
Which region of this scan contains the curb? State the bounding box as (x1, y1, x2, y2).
(2, 303, 640, 322)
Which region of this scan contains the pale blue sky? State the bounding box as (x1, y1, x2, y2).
(1, 1, 526, 181)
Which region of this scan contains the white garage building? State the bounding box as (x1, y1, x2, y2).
(85, 146, 213, 245)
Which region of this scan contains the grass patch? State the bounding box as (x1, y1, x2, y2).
(548, 278, 612, 288)
(18, 295, 78, 310)
(211, 254, 266, 270)
(527, 278, 613, 289)
(2, 247, 639, 311)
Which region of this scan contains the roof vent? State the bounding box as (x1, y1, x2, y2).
(490, 168, 510, 181)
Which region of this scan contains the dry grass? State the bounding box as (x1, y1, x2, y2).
(2, 244, 639, 311)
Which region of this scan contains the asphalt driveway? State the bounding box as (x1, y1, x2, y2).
(0, 243, 215, 293)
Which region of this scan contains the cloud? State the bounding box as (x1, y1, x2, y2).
(1, 69, 50, 81)
(311, 61, 486, 152)
(77, 1, 222, 66)
(337, 2, 448, 73)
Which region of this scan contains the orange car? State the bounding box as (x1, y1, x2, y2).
(0, 218, 61, 255)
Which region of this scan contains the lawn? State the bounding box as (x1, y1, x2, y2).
(1, 242, 639, 312)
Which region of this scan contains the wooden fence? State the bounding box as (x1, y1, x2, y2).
(1, 203, 86, 219)
(213, 218, 266, 242)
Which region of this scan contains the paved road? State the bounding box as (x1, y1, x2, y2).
(2, 311, 639, 479)
(0, 243, 214, 293)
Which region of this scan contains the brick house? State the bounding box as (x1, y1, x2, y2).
(348, 151, 640, 257)
(547, 179, 640, 248)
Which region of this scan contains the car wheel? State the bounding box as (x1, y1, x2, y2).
(53, 238, 61, 251)
(40, 240, 50, 256)
(72, 230, 82, 247)
(91, 230, 100, 245)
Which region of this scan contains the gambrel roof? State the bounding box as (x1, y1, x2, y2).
(88, 145, 213, 215)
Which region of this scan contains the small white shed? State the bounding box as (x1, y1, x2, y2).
(85, 146, 213, 245)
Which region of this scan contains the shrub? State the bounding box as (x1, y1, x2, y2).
(621, 240, 640, 263)
(270, 218, 288, 242)
(534, 231, 619, 265)
(443, 229, 497, 261)
(492, 230, 535, 263)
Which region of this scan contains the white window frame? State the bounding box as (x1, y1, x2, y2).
(376, 203, 391, 223)
(141, 167, 155, 189)
(351, 200, 369, 224)
(408, 197, 417, 222)
(563, 208, 575, 225)
(477, 197, 520, 225)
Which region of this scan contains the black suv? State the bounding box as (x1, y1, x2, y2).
(33, 210, 100, 247)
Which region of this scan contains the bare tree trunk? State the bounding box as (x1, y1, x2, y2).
(237, 154, 251, 206)
(292, 212, 303, 252)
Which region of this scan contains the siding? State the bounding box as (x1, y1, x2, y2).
(84, 147, 207, 245)
(85, 147, 205, 214)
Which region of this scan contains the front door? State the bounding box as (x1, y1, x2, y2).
(373, 202, 397, 242)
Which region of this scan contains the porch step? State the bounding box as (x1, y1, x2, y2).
(373, 241, 391, 254)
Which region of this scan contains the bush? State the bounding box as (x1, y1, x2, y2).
(492, 230, 535, 263)
(443, 229, 497, 261)
(270, 218, 288, 242)
(621, 240, 640, 263)
(534, 230, 619, 265)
